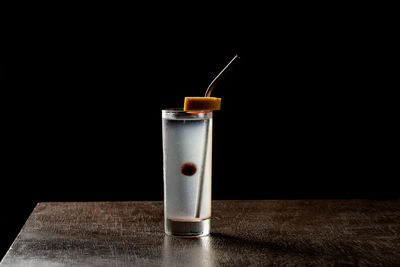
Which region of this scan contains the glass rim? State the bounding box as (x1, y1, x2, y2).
(162, 108, 213, 120)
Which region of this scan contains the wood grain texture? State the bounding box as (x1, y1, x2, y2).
(1, 200, 400, 266)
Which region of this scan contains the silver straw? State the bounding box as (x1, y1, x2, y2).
(204, 55, 240, 97)
(195, 55, 240, 218)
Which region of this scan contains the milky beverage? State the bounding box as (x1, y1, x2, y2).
(162, 112, 212, 225)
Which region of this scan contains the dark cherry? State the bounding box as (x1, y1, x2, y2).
(180, 162, 197, 176)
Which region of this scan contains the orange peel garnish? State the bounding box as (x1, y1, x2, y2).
(184, 97, 221, 112)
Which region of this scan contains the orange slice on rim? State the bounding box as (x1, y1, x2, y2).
(184, 97, 221, 112)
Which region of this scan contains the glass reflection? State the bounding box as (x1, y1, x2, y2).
(162, 235, 216, 267)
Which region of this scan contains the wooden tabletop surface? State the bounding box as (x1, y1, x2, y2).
(1, 200, 399, 266)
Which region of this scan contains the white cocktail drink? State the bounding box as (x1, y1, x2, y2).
(162, 109, 212, 236)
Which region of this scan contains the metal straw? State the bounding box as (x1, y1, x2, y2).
(204, 55, 240, 97)
(195, 55, 240, 218)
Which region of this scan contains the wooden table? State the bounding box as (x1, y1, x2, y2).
(1, 200, 399, 266)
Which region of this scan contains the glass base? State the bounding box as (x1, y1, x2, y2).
(165, 218, 210, 237)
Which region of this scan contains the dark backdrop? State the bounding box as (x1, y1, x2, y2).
(2, 9, 397, 258)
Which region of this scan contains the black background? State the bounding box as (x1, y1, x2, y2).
(1, 6, 398, 258)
